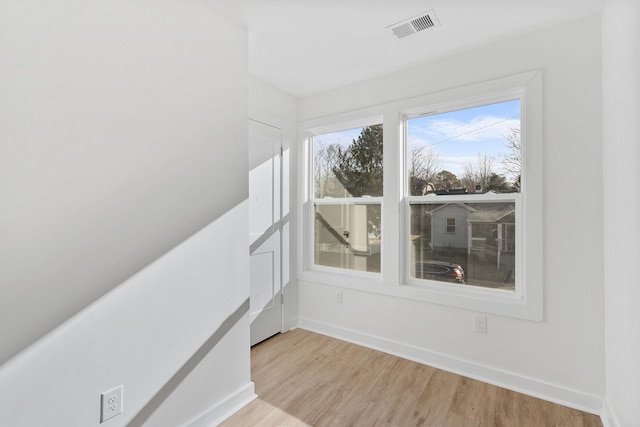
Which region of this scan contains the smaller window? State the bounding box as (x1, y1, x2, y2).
(446, 218, 456, 233)
(310, 123, 383, 274)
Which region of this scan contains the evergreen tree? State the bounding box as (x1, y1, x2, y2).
(332, 125, 383, 197)
(485, 173, 510, 191)
(433, 170, 461, 190)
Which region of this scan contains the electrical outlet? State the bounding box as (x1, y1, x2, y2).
(335, 290, 343, 304)
(100, 385, 123, 423)
(474, 315, 488, 334)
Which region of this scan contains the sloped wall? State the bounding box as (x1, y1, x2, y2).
(0, 1, 252, 425)
(0, 0, 248, 364)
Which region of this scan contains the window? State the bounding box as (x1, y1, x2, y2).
(446, 218, 456, 233)
(405, 98, 521, 292)
(300, 71, 542, 320)
(311, 123, 383, 273)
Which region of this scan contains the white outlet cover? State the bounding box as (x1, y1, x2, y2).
(474, 315, 488, 334)
(100, 385, 123, 423)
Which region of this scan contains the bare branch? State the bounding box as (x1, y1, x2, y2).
(408, 146, 442, 194)
(314, 143, 341, 197)
(461, 153, 497, 192)
(501, 128, 521, 189)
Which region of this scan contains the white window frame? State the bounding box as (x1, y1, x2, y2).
(303, 116, 384, 280)
(445, 218, 456, 234)
(298, 71, 542, 320)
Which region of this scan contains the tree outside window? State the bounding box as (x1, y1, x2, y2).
(313, 124, 383, 273)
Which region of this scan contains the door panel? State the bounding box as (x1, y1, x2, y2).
(250, 251, 274, 314)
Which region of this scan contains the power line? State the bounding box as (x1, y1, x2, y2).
(417, 116, 519, 148)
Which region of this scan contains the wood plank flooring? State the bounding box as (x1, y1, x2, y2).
(220, 329, 602, 427)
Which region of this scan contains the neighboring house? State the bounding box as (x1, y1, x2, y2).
(426, 199, 516, 268)
(428, 202, 476, 250)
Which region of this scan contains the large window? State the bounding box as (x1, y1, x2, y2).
(311, 123, 383, 273)
(405, 98, 521, 292)
(300, 71, 543, 320)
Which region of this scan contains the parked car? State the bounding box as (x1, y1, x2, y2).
(411, 260, 465, 284)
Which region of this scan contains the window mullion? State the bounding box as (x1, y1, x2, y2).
(381, 109, 401, 286)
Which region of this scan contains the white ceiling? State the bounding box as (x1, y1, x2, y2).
(211, 0, 603, 97)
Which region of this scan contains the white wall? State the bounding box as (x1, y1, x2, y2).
(0, 206, 253, 426)
(0, 0, 248, 363)
(0, 1, 253, 425)
(298, 15, 605, 413)
(602, 0, 640, 425)
(249, 77, 300, 330)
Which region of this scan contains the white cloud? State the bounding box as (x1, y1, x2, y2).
(423, 116, 520, 144)
(440, 156, 475, 176)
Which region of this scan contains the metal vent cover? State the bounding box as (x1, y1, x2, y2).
(388, 10, 440, 39)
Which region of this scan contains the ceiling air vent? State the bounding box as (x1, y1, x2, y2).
(388, 10, 440, 39)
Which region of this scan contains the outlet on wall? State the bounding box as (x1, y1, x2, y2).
(100, 385, 123, 423)
(474, 315, 488, 334)
(334, 289, 343, 304)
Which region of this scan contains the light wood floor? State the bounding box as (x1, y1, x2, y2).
(220, 329, 602, 427)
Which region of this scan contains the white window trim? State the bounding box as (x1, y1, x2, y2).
(297, 70, 543, 321)
(445, 218, 456, 234)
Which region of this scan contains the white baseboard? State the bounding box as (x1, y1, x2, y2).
(600, 400, 620, 427)
(185, 381, 257, 427)
(299, 316, 603, 416)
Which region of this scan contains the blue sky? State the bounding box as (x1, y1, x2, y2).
(314, 99, 520, 178)
(315, 127, 364, 149)
(408, 99, 521, 177)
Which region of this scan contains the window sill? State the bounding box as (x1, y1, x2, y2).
(300, 268, 384, 289)
(298, 269, 542, 321)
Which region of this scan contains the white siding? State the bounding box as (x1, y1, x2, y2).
(431, 205, 470, 250)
